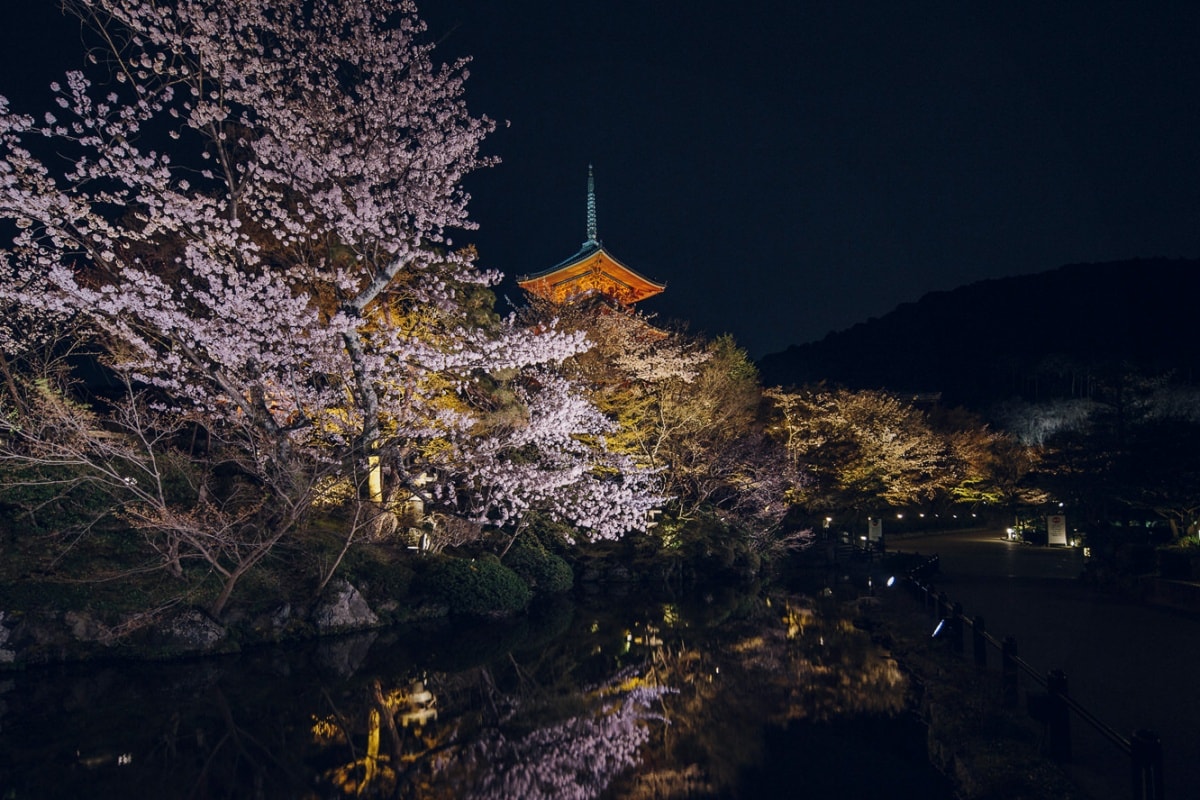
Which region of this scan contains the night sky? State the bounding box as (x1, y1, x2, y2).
(4, 1, 1199, 357)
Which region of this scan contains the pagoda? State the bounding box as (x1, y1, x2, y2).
(517, 166, 665, 306)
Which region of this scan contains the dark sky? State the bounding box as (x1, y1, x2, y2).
(4, 2, 1199, 357)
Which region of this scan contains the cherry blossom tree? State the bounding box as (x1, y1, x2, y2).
(435, 369, 665, 544)
(519, 296, 709, 468)
(522, 299, 799, 538)
(0, 0, 659, 614)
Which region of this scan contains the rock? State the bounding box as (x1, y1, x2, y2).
(607, 565, 633, 582)
(162, 609, 227, 652)
(0, 611, 15, 663)
(312, 580, 378, 633)
(235, 602, 305, 642)
(63, 610, 110, 643)
(580, 566, 604, 583)
(1, 610, 76, 666)
(270, 603, 294, 634)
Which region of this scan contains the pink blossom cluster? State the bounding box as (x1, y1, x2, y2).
(0, 1, 664, 541)
(436, 370, 666, 539)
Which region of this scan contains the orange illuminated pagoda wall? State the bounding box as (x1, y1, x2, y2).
(517, 166, 665, 306)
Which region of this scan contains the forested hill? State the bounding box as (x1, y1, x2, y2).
(757, 258, 1200, 409)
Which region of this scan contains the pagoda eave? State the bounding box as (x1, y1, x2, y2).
(517, 246, 664, 306)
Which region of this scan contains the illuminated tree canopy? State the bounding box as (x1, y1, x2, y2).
(0, 0, 662, 614)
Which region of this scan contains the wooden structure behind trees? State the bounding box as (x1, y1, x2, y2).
(517, 166, 665, 306)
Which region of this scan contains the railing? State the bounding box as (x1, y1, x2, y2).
(900, 554, 1165, 800)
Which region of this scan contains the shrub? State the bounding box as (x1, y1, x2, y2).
(671, 511, 763, 583)
(504, 535, 574, 594)
(521, 513, 577, 553)
(343, 545, 415, 601)
(415, 554, 532, 617)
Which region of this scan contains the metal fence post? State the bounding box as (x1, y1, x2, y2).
(950, 601, 964, 654)
(1047, 669, 1071, 761)
(1001, 636, 1019, 708)
(1130, 729, 1164, 800)
(972, 615, 987, 668)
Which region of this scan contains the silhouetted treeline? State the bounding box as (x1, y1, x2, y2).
(759, 258, 1200, 410)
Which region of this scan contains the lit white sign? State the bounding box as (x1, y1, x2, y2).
(1047, 514, 1067, 546)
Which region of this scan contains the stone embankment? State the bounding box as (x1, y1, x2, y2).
(0, 577, 428, 667)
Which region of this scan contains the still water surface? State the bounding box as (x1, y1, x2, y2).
(0, 583, 953, 798)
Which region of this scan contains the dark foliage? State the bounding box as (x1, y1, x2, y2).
(414, 554, 532, 617)
(503, 534, 574, 594)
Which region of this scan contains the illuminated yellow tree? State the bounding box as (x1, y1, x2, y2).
(936, 408, 1049, 511)
(766, 386, 954, 514)
(523, 296, 797, 532)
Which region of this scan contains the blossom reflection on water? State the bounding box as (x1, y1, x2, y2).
(0, 588, 947, 799)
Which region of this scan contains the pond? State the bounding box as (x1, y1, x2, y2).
(0, 579, 954, 798)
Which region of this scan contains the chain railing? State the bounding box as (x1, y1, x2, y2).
(899, 553, 1164, 800)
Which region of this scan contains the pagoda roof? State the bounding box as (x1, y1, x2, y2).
(518, 166, 665, 305)
(517, 241, 666, 305)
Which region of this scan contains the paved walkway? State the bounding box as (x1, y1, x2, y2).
(895, 530, 1199, 800)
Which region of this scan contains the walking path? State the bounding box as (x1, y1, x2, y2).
(896, 530, 1200, 800)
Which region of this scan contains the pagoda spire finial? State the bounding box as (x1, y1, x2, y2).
(584, 163, 598, 247)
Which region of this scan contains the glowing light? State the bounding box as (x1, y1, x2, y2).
(886, 576, 896, 587)
(932, 619, 946, 638)
(312, 715, 342, 743)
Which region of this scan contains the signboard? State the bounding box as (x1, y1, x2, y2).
(868, 518, 883, 542)
(1047, 514, 1068, 546)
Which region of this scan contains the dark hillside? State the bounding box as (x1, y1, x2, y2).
(758, 258, 1200, 408)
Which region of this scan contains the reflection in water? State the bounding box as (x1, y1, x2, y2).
(312, 666, 672, 799)
(0, 589, 947, 798)
(615, 595, 910, 798)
